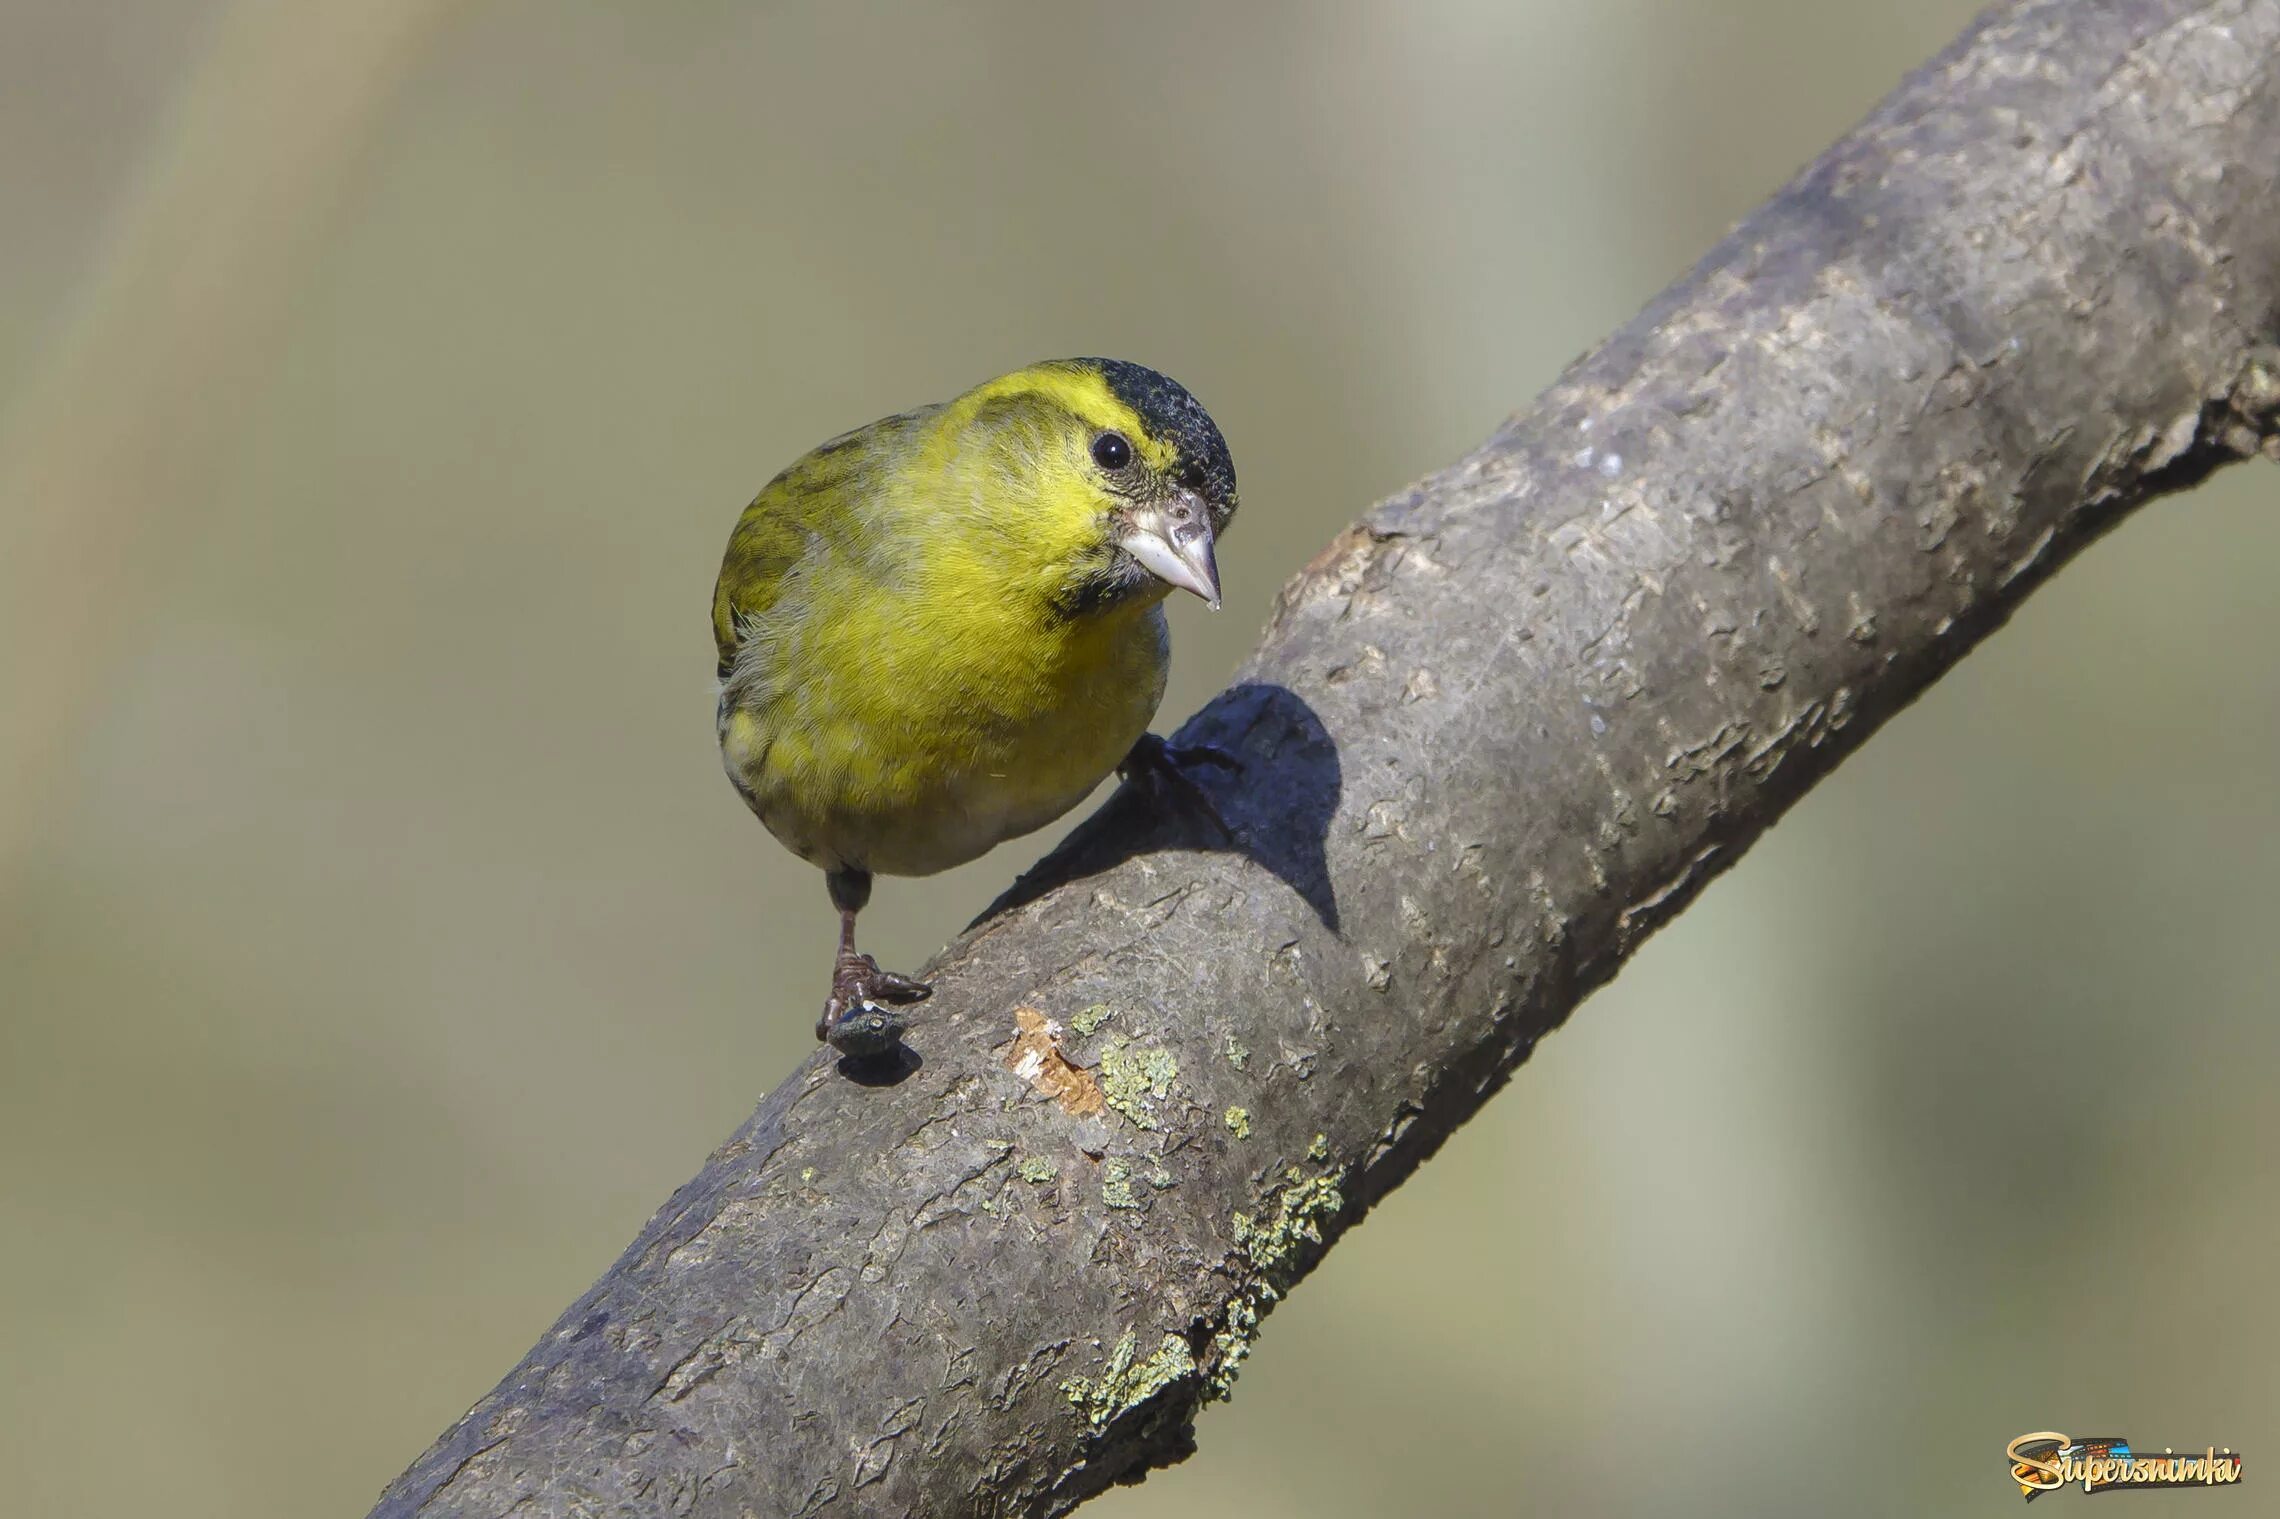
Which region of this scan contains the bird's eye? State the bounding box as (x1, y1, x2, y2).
(1091, 431, 1133, 471)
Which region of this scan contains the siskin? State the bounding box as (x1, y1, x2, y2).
(712, 359, 1238, 1057)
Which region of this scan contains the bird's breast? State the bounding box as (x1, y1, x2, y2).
(723, 595, 1170, 878)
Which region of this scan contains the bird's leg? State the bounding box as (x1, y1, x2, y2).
(816, 868, 929, 1057)
(826, 906, 931, 1013)
(1118, 731, 1241, 840)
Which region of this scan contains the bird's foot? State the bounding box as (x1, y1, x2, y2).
(816, 952, 931, 1058)
(1119, 732, 1241, 841)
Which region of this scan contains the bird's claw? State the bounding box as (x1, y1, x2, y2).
(1119, 732, 1241, 841)
(817, 953, 931, 1058)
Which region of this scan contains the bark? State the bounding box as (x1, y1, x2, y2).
(371, 2, 2280, 1514)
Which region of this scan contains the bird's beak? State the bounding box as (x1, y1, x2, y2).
(1118, 489, 1221, 609)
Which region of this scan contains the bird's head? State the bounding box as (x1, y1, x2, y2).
(934, 358, 1238, 616)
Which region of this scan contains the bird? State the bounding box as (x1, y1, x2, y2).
(711, 358, 1238, 1058)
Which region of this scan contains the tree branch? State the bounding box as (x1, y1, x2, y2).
(371, 2, 2280, 1514)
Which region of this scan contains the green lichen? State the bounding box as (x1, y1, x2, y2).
(1223, 1034, 1249, 1070)
(1059, 1330, 1198, 1429)
(1204, 1296, 1261, 1403)
(1018, 1157, 1058, 1185)
(1070, 1003, 1114, 1036)
(1202, 1162, 1348, 1406)
(799, 1167, 816, 1185)
(1308, 1133, 1330, 1162)
(1147, 1165, 1175, 1190)
(1096, 1037, 1179, 1130)
(1233, 1163, 1346, 1286)
(1224, 1106, 1252, 1140)
(1101, 1157, 1142, 1210)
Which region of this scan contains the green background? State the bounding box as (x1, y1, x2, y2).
(2, 3, 2271, 1516)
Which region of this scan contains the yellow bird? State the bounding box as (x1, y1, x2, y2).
(712, 359, 1238, 1056)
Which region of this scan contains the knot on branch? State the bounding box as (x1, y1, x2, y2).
(2099, 344, 2280, 506)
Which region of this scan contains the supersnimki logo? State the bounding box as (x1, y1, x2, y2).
(2006, 1433, 2243, 1499)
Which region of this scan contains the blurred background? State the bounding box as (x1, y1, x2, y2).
(3, 2, 2273, 1515)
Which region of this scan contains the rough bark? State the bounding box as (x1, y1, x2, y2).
(372, 2, 2280, 1514)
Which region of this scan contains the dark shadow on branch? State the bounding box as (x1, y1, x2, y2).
(836, 1043, 923, 1087)
(977, 681, 1343, 933)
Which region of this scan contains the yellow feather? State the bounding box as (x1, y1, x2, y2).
(713, 360, 1207, 879)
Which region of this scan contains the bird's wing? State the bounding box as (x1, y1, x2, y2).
(711, 404, 936, 681)
(712, 491, 811, 681)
